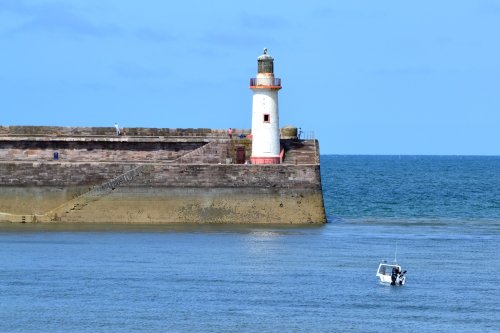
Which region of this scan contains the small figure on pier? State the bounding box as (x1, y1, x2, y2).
(114, 123, 121, 136)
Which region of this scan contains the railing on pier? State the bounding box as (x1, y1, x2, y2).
(296, 130, 315, 140)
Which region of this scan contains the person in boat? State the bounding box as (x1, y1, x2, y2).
(391, 266, 401, 285)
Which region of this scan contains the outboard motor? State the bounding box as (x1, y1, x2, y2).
(391, 267, 400, 285)
(398, 270, 407, 285)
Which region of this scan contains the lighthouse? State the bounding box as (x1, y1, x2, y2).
(250, 48, 282, 164)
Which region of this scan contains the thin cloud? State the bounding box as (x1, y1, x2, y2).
(111, 63, 172, 80)
(310, 5, 382, 21)
(13, 12, 119, 37)
(134, 28, 175, 43)
(2, 0, 119, 37)
(374, 67, 436, 77)
(55, 80, 113, 92)
(201, 31, 278, 47)
(239, 12, 291, 30)
(477, 0, 500, 15)
(1, 0, 174, 42)
(0, 0, 34, 14)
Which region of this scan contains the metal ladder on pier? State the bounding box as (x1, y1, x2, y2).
(174, 139, 227, 164)
(43, 164, 153, 221)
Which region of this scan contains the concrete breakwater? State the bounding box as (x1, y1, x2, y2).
(0, 126, 326, 224)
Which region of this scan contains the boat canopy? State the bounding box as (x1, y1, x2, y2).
(377, 263, 401, 276)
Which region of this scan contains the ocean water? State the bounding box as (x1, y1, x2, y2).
(1, 156, 499, 332)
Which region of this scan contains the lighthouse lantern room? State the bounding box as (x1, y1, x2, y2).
(250, 48, 282, 164)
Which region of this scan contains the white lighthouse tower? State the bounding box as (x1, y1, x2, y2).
(250, 48, 282, 164)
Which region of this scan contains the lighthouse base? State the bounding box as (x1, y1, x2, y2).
(251, 156, 280, 164)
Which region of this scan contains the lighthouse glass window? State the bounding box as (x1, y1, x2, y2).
(263, 114, 270, 123)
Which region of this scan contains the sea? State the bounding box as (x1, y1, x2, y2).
(1, 155, 499, 333)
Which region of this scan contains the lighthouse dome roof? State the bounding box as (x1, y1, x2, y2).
(257, 48, 274, 61)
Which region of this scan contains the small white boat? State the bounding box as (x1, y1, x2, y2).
(376, 261, 407, 285)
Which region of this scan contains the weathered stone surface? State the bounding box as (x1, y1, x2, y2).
(0, 125, 250, 138)
(0, 187, 324, 224)
(0, 127, 326, 224)
(0, 162, 322, 188)
(0, 140, 204, 162)
(52, 187, 324, 224)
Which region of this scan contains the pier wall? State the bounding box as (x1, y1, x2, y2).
(0, 126, 250, 137)
(0, 140, 204, 162)
(0, 126, 325, 224)
(0, 162, 321, 188)
(0, 162, 325, 223)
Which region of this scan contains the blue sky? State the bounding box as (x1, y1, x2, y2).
(1, 0, 499, 155)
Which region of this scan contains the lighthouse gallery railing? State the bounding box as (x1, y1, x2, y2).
(250, 78, 281, 87)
